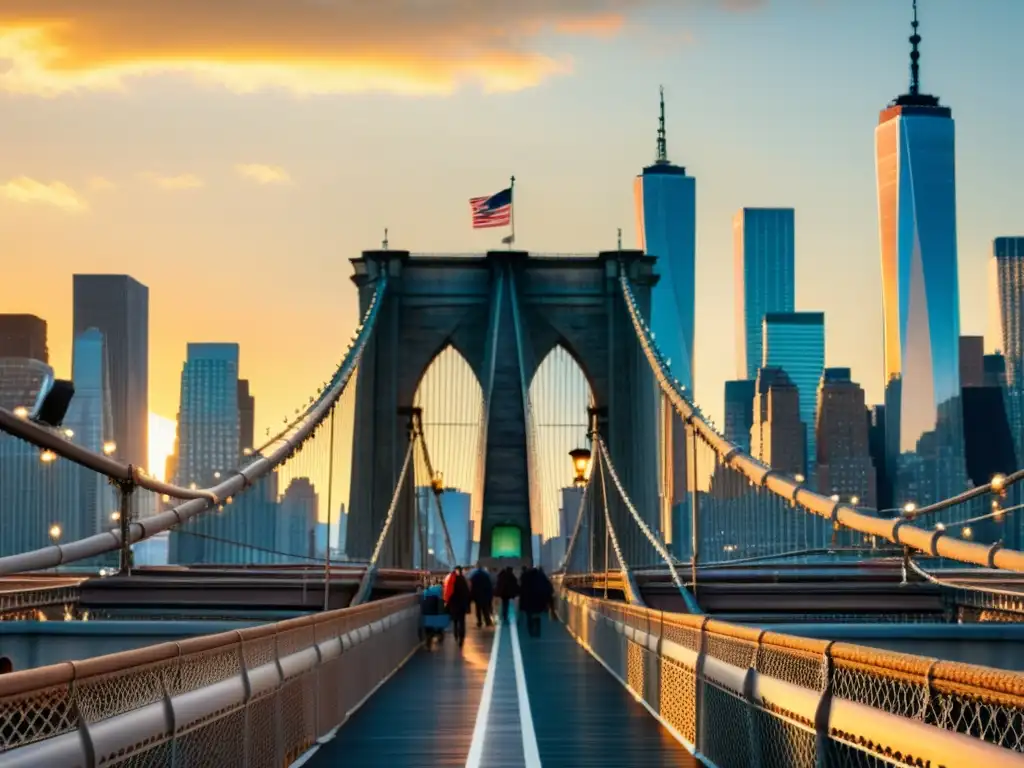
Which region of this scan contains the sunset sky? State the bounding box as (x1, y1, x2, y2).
(2, 0, 1023, 483)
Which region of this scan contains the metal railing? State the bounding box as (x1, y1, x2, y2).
(0, 594, 419, 766)
(557, 586, 1024, 766)
(620, 270, 1024, 573)
(0, 582, 82, 620)
(0, 276, 388, 575)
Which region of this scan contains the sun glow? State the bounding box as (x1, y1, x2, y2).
(148, 413, 177, 483)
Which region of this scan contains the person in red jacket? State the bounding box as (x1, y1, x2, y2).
(444, 566, 471, 646)
(442, 568, 456, 604)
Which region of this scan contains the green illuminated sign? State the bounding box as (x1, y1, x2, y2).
(490, 525, 522, 558)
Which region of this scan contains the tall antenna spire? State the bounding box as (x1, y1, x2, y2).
(656, 85, 668, 164)
(908, 0, 921, 96)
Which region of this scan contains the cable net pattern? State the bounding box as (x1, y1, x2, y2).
(619, 269, 1024, 572)
(556, 586, 1024, 766)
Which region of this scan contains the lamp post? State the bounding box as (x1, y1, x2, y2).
(568, 448, 591, 488)
(568, 447, 597, 590)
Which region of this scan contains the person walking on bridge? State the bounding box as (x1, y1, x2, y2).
(495, 566, 518, 623)
(444, 566, 471, 647)
(469, 564, 494, 628)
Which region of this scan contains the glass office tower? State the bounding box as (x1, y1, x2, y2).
(73, 275, 149, 468)
(993, 237, 1024, 457)
(733, 208, 795, 380)
(875, 2, 963, 504)
(993, 238, 1024, 387)
(763, 312, 825, 478)
(634, 87, 696, 392)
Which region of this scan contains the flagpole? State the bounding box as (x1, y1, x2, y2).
(509, 175, 516, 249)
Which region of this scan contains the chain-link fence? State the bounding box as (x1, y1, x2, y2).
(0, 594, 418, 766)
(557, 586, 1024, 767)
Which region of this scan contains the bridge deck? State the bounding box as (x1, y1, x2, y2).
(301, 612, 695, 767)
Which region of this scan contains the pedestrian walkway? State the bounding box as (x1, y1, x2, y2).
(300, 627, 494, 767)
(517, 614, 698, 766)
(297, 608, 697, 767)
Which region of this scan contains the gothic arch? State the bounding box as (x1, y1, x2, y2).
(346, 250, 659, 567)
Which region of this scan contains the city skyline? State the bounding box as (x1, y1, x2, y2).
(2, 1, 1023, 477)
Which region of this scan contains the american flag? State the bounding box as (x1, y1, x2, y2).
(470, 187, 512, 229)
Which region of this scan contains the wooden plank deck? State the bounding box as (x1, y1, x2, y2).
(517, 614, 699, 767)
(304, 611, 698, 766)
(304, 626, 494, 767)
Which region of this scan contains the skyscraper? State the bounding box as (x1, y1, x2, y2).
(815, 368, 876, 508)
(64, 329, 117, 537)
(959, 336, 985, 388)
(993, 237, 1024, 386)
(875, 2, 962, 503)
(173, 343, 240, 487)
(73, 275, 149, 467)
(734, 208, 795, 380)
(723, 380, 756, 452)
(762, 312, 825, 476)
(750, 366, 804, 476)
(0, 359, 83, 556)
(438, 489, 472, 566)
(634, 86, 697, 392)
(279, 478, 318, 562)
(237, 379, 255, 456)
(0, 315, 47, 362)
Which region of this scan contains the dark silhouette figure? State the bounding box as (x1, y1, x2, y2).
(446, 566, 471, 646)
(495, 566, 519, 622)
(519, 566, 552, 637)
(469, 565, 494, 628)
(538, 566, 557, 620)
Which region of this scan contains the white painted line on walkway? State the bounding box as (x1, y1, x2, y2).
(465, 621, 503, 768)
(509, 613, 543, 768)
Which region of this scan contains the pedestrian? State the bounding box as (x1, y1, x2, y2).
(446, 566, 471, 647)
(538, 566, 557, 621)
(495, 566, 518, 622)
(469, 563, 494, 628)
(519, 566, 544, 637)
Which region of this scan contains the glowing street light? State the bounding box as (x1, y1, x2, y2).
(991, 473, 1007, 496)
(962, 526, 974, 540)
(48, 524, 62, 542)
(40, 450, 56, 463)
(12, 406, 28, 419)
(110, 511, 120, 523)
(63, 428, 74, 439)
(902, 502, 917, 515)
(102, 441, 117, 455)
(850, 496, 860, 506)
(794, 474, 805, 484)
(569, 448, 592, 488)
(830, 494, 840, 503)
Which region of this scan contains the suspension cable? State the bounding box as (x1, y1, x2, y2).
(595, 436, 686, 591)
(172, 529, 325, 564)
(617, 267, 1024, 574)
(595, 448, 631, 589)
(0, 276, 389, 575)
(416, 417, 457, 567)
(367, 437, 416, 568)
(558, 476, 591, 573)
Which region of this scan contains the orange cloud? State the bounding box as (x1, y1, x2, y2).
(0, 176, 87, 211)
(141, 172, 205, 190)
(0, 1, 752, 96)
(88, 176, 116, 191)
(236, 163, 291, 185)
